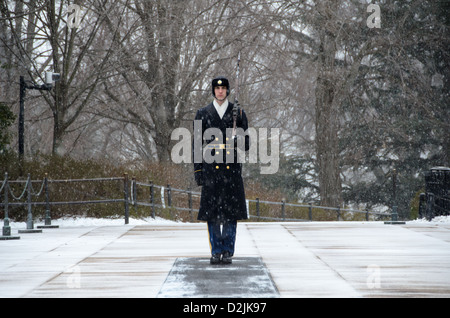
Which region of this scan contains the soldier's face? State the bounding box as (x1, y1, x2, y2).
(214, 86, 227, 101)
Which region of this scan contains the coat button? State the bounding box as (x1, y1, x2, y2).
(216, 166, 219, 169)
(227, 166, 230, 169)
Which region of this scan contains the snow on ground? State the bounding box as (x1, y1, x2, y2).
(3, 214, 449, 229)
(6, 216, 178, 229)
(409, 215, 450, 224)
(1, 215, 450, 298)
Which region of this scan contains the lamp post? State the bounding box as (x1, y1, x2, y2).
(18, 72, 60, 159)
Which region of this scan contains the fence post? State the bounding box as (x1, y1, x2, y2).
(150, 181, 155, 219)
(19, 174, 42, 233)
(27, 174, 33, 229)
(365, 208, 369, 221)
(308, 203, 312, 221)
(281, 200, 286, 221)
(2, 173, 10, 236)
(418, 193, 426, 219)
(337, 206, 341, 221)
(1, 173, 20, 240)
(167, 184, 172, 207)
(188, 188, 193, 222)
(124, 173, 129, 225)
(426, 193, 434, 221)
(38, 173, 59, 229)
(132, 177, 137, 216)
(391, 205, 398, 222)
(256, 198, 260, 221)
(44, 174, 51, 225)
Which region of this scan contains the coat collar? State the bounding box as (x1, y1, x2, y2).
(213, 99, 229, 119)
(206, 102, 234, 124)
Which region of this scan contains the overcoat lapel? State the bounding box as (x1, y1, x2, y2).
(221, 103, 234, 128)
(204, 102, 235, 131)
(205, 103, 221, 125)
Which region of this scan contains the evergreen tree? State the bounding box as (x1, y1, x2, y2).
(340, 0, 449, 217)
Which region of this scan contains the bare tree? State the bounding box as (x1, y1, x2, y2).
(93, 0, 271, 162)
(0, 0, 125, 156)
(258, 1, 387, 207)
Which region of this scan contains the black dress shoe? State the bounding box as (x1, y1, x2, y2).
(210, 254, 221, 264)
(222, 252, 232, 264)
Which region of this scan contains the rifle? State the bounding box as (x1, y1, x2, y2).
(232, 52, 241, 136)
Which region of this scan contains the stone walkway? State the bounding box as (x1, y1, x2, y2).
(1, 221, 449, 298)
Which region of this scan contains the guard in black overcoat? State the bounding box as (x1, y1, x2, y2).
(193, 76, 250, 264)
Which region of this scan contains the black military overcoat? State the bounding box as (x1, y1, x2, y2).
(194, 102, 250, 222)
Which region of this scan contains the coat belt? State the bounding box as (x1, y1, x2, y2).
(204, 143, 234, 150)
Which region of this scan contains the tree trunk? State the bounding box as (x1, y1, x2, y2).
(315, 31, 342, 208)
